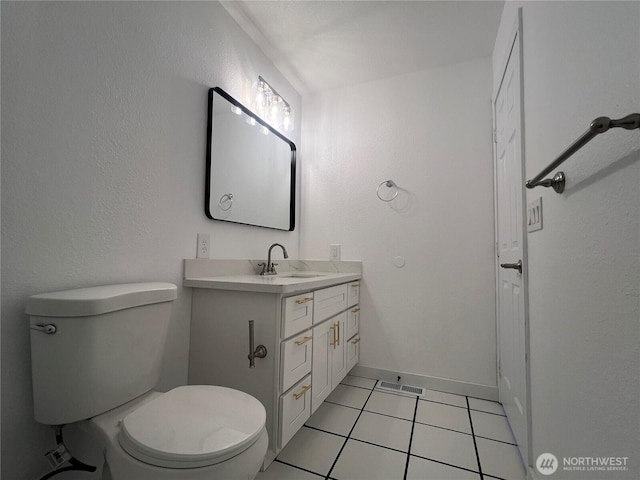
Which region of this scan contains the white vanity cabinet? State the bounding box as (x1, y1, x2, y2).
(187, 275, 361, 468)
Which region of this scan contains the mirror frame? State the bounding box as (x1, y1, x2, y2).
(205, 87, 296, 231)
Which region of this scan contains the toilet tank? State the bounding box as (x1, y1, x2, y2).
(26, 283, 177, 425)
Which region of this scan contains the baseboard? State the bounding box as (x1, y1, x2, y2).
(350, 365, 499, 401)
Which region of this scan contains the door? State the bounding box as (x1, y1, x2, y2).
(494, 25, 530, 466)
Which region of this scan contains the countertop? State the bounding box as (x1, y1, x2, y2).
(183, 271, 361, 294)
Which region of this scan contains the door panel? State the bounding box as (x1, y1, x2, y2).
(495, 27, 529, 467)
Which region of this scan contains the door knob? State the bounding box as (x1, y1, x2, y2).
(500, 260, 522, 274)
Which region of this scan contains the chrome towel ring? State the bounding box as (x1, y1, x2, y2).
(377, 180, 399, 202)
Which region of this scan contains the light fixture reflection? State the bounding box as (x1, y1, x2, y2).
(254, 76, 294, 132)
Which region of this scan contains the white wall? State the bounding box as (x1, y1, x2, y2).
(301, 58, 497, 390)
(1, 2, 300, 478)
(494, 2, 639, 478)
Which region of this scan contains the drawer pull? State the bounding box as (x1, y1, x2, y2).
(336, 321, 341, 346)
(351, 337, 360, 344)
(330, 324, 336, 348)
(295, 336, 312, 346)
(295, 297, 313, 305)
(351, 283, 360, 287)
(293, 384, 311, 400)
(351, 307, 360, 313)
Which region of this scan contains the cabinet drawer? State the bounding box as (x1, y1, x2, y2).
(283, 293, 314, 338)
(279, 375, 312, 448)
(346, 305, 360, 340)
(281, 330, 313, 392)
(347, 335, 360, 372)
(347, 281, 360, 308)
(314, 284, 347, 324)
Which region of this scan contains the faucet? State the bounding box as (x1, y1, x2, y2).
(259, 243, 288, 275)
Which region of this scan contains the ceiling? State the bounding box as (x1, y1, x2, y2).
(221, 0, 504, 94)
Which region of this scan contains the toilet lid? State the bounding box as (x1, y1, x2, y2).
(119, 385, 266, 469)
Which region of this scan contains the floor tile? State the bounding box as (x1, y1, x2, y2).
(341, 375, 377, 389)
(276, 427, 345, 477)
(364, 391, 416, 420)
(423, 389, 468, 408)
(256, 460, 323, 479)
(305, 402, 360, 436)
(415, 400, 471, 433)
(406, 456, 481, 480)
(410, 422, 479, 472)
(468, 397, 505, 415)
(476, 437, 526, 480)
(470, 410, 515, 444)
(326, 384, 371, 409)
(351, 411, 412, 452)
(330, 439, 407, 480)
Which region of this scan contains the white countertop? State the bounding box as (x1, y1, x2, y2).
(183, 271, 361, 294)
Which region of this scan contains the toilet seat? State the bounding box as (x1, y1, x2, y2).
(118, 385, 266, 469)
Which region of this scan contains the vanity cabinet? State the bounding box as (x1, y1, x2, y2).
(188, 278, 360, 468)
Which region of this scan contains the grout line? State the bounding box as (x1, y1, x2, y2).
(475, 434, 517, 446)
(339, 383, 375, 392)
(303, 425, 347, 439)
(418, 398, 469, 410)
(349, 437, 408, 455)
(469, 408, 507, 417)
(403, 396, 419, 480)
(324, 385, 376, 480)
(408, 453, 483, 476)
(324, 400, 364, 411)
(466, 396, 484, 479)
(273, 459, 326, 478)
(412, 419, 474, 436)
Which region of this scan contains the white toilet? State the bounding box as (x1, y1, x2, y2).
(27, 282, 268, 480)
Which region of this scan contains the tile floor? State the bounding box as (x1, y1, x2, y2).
(256, 375, 526, 480)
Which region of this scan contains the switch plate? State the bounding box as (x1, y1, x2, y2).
(329, 244, 341, 261)
(527, 197, 543, 232)
(197, 233, 210, 259)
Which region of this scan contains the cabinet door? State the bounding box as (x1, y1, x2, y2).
(346, 306, 360, 340)
(311, 320, 332, 414)
(331, 312, 348, 388)
(281, 330, 313, 392)
(279, 374, 312, 448)
(347, 335, 360, 372)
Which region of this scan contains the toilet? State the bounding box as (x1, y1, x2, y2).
(27, 282, 268, 480)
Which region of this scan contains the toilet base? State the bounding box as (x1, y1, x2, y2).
(64, 391, 268, 480)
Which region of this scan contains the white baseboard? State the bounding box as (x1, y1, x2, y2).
(350, 365, 498, 401)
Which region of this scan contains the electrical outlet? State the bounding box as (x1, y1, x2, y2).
(197, 233, 210, 259)
(329, 244, 341, 261)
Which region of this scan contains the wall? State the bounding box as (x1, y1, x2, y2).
(301, 58, 497, 392)
(1, 2, 300, 478)
(493, 2, 639, 478)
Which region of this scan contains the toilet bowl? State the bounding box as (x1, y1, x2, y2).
(27, 283, 268, 479)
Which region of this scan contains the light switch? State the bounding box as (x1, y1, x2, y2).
(527, 197, 543, 232)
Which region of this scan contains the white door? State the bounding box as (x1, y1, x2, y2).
(494, 27, 530, 466)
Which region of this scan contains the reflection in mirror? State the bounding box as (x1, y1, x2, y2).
(205, 87, 296, 231)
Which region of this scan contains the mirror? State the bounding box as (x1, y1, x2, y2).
(205, 87, 296, 231)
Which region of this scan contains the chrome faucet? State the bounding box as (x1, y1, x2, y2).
(259, 243, 288, 275)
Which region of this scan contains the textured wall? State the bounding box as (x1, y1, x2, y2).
(1, 2, 300, 478)
(494, 2, 639, 478)
(301, 58, 497, 389)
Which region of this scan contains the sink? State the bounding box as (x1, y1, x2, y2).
(278, 272, 326, 278)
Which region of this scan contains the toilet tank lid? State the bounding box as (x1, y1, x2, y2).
(26, 282, 177, 317)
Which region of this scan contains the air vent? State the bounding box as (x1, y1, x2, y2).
(377, 381, 425, 397)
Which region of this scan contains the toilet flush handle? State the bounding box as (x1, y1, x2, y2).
(248, 320, 267, 368)
(31, 323, 57, 334)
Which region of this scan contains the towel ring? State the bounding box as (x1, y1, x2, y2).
(219, 193, 233, 211)
(377, 180, 398, 202)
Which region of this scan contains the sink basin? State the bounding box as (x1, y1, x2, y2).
(278, 272, 326, 278)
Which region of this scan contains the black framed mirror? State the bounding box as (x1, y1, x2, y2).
(205, 87, 296, 231)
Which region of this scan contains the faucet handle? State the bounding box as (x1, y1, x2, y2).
(257, 262, 267, 275)
(271, 263, 279, 274)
